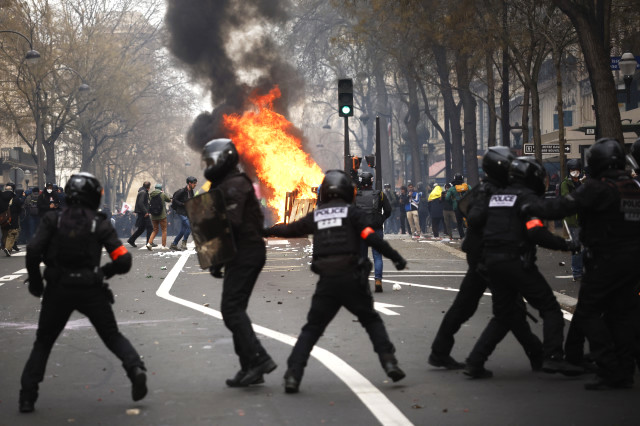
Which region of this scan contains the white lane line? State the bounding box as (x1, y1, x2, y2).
(377, 277, 574, 322)
(156, 252, 413, 426)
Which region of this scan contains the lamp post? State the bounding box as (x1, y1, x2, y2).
(619, 52, 637, 111)
(0, 30, 40, 64)
(510, 122, 523, 149)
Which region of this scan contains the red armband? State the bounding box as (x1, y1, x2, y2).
(110, 245, 128, 261)
(360, 227, 375, 239)
(525, 219, 544, 230)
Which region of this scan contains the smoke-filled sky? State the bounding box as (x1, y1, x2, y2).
(164, 0, 303, 151)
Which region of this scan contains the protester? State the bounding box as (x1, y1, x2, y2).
(127, 182, 152, 247)
(146, 183, 171, 250)
(170, 176, 197, 251)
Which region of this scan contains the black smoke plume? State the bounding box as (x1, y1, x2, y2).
(165, 0, 303, 152)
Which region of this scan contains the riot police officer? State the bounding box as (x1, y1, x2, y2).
(19, 173, 146, 413)
(429, 147, 543, 374)
(525, 138, 640, 389)
(465, 157, 582, 378)
(264, 170, 407, 393)
(202, 138, 277, 387)
(355, 171, 391, 292)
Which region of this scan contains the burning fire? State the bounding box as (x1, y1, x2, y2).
(223, 86, 324, 222)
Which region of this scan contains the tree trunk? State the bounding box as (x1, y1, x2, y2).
(486, 50, 497, 148)
(404, 69, 422, 184)
(554, 47, 567, 179)
(374, 64, 392, 186)
(434, 44, 463, 175)
(554, 0, 623, 143)
(456, 53, 479, 186)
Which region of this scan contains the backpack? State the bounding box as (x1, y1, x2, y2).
(149, 194, 163, 215)
(454, 183, 469, 201)
(355, 189, 384, 228)
(28, 195, 38, 216)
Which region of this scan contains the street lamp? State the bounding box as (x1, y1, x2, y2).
(510, 122, 523, 148)
(0, 30, 40, 65)
(619, 52, 637, 110)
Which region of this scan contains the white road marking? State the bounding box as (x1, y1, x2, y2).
(373, 302, 404, 316)
(267, 240, 290, 245)
(377, 277, 574, 322)
(156, 252, 413, 426)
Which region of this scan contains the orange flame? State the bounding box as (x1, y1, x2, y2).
(223, 86, 324, 222)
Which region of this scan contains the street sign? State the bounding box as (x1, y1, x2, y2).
(585, 128, 595, 135)
(523, 144, 571, 155)
(610, 56, 640, 71)
(9, 167, 24, 185)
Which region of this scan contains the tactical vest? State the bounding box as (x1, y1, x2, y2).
(45, 212, 104, 286)
(580, 177, 640, 249)
(312, 204, 360, 258)
(355, 189, 383, 229)
(482, 186, 530, 252)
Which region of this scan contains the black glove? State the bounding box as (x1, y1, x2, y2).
(209, 264, 224, 278)
(26, 278, 44, 298)
(101, 263, 116, 279)
(393, 257, 407, 271)
(566, 239, 581, 255)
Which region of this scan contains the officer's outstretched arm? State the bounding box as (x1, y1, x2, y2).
(264, 213, 314, 238)
(521, 194, 577, 220)
(361, 227, 406, 270)
(25, 212, 58, 297)
(525, 217, 574, 251)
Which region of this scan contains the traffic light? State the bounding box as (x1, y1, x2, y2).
(365, 154, 376, 168)
(352, 156, 362, 170)
(338, 78, 353, 117)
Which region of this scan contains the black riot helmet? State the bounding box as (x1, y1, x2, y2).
(319, 170, 356, 203)
(202, 138, 239, 182)
(566, 158, 582, 172)
(586, 138, 625, 178)
(360, 172, 373, 188)
(508, 157, 547, 196)
(65, 172, 103, 210)
(186, 176, 197, 184)
(482, 146, 514, 186)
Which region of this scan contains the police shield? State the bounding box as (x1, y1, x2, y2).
(185, 189, 236, 269)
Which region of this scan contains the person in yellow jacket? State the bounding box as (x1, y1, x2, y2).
(428, 184, 446, 239)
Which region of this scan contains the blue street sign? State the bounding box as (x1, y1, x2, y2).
(610, 56, 640, 71)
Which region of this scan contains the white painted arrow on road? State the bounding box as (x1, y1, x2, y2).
(373, 302, 404, 316)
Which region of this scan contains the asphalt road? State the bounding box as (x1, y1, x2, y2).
(0, 235, 637, 425)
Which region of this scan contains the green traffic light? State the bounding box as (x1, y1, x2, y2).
(341, 105, 352, 115)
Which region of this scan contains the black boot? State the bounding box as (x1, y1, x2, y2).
(428, 353, 465, 370)
(380, 353, 405, 382)
(226, 370, 265, 387)
(284, 369, 302, 394)
(240, 357, 277, 387)
(463, 360, 493, 379)
(542, 356, 584, 376)
(18, 390, 37, 413)
(127, 366, 148, 402)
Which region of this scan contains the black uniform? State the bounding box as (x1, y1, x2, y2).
(470, 182, 574, 371)
(430, 180, 542, 371)
(20, 207, 144, 406)
(267, 198, 406, 385)
(527, 170, 640, 387)
(211, 171, 274, 378)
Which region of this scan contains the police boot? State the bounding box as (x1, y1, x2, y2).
(542, 355, 584, 377)
(428, 352, 465, 370)
(379, 353, 405, 382)
(283, 368, 302, 394)
(226, 370, 265, 387)
(463, 361, 493, 379)
(18, 390, 37, 413)
(127, 366, 148, 402)
(239, 356, 277, 387)
(374, 279, 383, 293)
